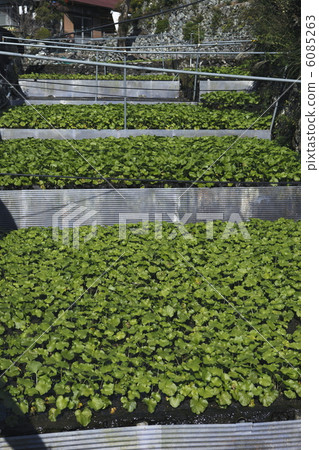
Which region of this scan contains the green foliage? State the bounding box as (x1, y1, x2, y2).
(155, 18, 170, 34)
(197, 64, 251, 77)
(0, 104, 272, 130)
(130, 0, 178, 18)
(20, 73, 175, 81)
(0, 136, 300, 188)
(211, 7, 223, 30)
(0, 219, 301, 425)
(34, 27, 51, 40)
(247, 0, 301, 77)
(183, 15, 205, 43)
(33, 0, 62, 37)
(201, 92, 260, 110)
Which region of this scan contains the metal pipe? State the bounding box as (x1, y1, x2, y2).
(1, 38, 255, 52)
(1, 37, 255, 51)
(4, 35, 253, 42)
(0, 41, 279, 56)
(4, 35, 254, 47)
(92, 41, 254, 50)
(193, 51, 200, 101)
(124, 53, 127, 130)
(0, 50, 301, 83)
(95, 50, 98, 102)
(270, 101, 279, 136)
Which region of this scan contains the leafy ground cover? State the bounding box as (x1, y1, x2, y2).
(0, 104, 272, 130)
(198, 65, 251, 77)
(0, 136, 300, 188)
(182, 64, 251, 78)
(201, 92, 260, 111)
(0, 219, 300, 427)
(20, 73, 176, 81)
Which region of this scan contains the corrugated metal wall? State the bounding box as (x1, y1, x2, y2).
(0, 186, 300, 230)
(0, 129, 271, 139)
(0, 421, 301, 449)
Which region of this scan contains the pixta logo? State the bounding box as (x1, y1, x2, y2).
(118, 213, 250, 240)
(52, 203, 97, 248)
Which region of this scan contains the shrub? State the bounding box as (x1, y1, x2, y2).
(34, 27, 51, 40)
(155, 18, 170, 34)
(182, 15, 205, 43)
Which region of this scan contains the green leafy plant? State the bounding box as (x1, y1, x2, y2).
(0, 104, 272, 130)
(0, 219, 301, 427)
(201, 92, 261, 110)
(0, 136, 300, 188)
(194, 64, 251, 78)
(20, 73, 175, 81)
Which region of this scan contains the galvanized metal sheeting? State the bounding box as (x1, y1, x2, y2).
(200, 80, 254, 95)
(27, 100, 199, 105)
(0, 421, 301, 449)
(19, 80, 180, 100)
(0, 129, 271, 140)
(0, 187, 300, 230)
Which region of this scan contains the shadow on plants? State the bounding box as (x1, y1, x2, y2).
(0, 205, 47, 446)
(0, 380, 47, 448)
(0, 200, 17, 235)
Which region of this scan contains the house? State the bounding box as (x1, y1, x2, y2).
(62, 0, 119, 39)
(0, 1, 119, 39)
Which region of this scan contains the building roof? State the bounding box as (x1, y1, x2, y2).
(71, 0, 120, 9)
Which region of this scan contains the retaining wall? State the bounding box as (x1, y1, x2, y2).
(0, 129, 271, 139)
(0, 187, 301, 230)
(0, 421, 301, 449)
(19, 79, 180, 99)
(199, 80, 254, 97)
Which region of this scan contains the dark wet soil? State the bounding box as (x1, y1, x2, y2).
(1, 395, 300, 437)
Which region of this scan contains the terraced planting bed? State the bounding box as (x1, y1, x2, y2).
(19, 73, 180, 101)
(0, 54, 301, 445)
(0, 136, 300, 188)
(0, 104, 271, 131)
(20, 73, 176, 81)
(0, 219, 300, 433)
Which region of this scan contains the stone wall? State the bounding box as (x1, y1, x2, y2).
(129, 0, 252, 52)
(22, 0, 253, 71)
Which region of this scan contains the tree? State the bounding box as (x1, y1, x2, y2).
(10, 0, 63, 38)
(117, 0, 131, 45)
(246, 0, 301, 77)
(244, 0, 301, 150)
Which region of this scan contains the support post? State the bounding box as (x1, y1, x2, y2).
(193, 50, 200, 101)
(95, 50, 98, 102)
(124, 52, 127, 130)
(270, 100, 279, 137)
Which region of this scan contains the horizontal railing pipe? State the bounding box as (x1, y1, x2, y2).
(3, 35, 254, 50)
(0, 50, 301, 83)
(0, 41, 279, 56)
